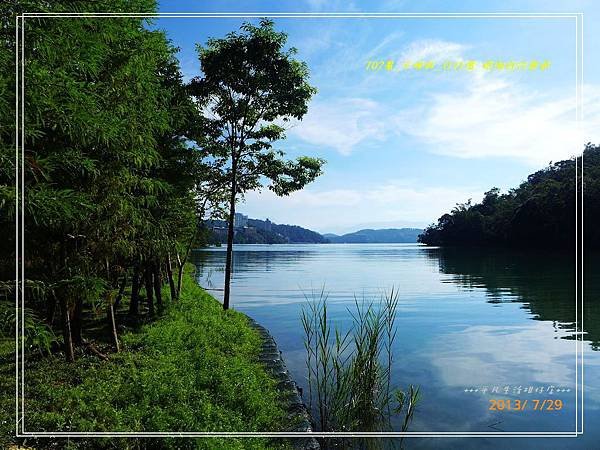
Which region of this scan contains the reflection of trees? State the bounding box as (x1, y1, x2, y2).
(423, 247, 599, 350)
(191, 248, 316, 278)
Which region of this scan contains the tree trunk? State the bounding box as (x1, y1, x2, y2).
(114, 274, 127, 309)
(144, 262, 155, 315)
(46, 295, 57, 326)
(129, 263, 140, 316)
(60, 297, 75, 362)
(58, 238, 74, 361)
(106, 293, 120, 352)
(176, 252, 184, 299)
(166, 253, 177, 301)
(176, 225, 199, 299)
(223, 162, 237, 310)
(71, 297, 83, 346)
(153, 259, 163, 309)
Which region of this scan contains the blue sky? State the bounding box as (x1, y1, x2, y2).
(155, 1, 600, 234)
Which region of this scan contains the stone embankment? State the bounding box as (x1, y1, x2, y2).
(247, 318, 319, 450)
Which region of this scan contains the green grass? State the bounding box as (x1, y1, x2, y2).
(0, 269, 290, 449)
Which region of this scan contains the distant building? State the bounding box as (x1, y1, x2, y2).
(234, 212, 248, 228)
(265, 218, 272, 231)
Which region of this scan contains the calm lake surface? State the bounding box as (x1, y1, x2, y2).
(192, 244, 599, 449)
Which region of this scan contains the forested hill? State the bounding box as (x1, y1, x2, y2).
(206, 218, 328, 244)
(418, 143, 599, 249)
(206, 220, 423, 245)
(325, 228, 423, 243)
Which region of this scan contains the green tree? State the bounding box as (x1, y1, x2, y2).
(190, 19, 325, 310)
(418, 144, 598, 249)
(0, 0, 201, 360)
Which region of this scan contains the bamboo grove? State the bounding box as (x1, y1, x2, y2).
(0, 1, 323, 362)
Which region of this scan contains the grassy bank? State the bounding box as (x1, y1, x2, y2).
(0, 269, 289, 449)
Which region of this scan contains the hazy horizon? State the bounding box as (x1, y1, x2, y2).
(233, 213, 427, 235)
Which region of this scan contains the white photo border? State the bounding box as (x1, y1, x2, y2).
(15, 11, 585, 439)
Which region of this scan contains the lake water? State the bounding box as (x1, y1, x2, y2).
(192, 244, 599, 449)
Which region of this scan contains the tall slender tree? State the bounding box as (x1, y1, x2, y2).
(190, 19, 325, 310)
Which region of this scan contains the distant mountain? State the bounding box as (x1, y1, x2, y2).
(248, 218, 328, 243)
(206, 217, 328, 244)
(205, 218, 423, 245)
(324, 228, 423, 244)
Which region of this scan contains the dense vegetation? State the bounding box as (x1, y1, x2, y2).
(325, 228, 422, 244)
(249, 219, 328, 244)
(301, 290, 420, 449)
(215, 226, 289, 244)
(0, 3, 323, 358)
(0, 269, 289, 449)
(2, 0, 204, 363)
(418, 144, 598, 249)
(206, 217, 328, 244)
(0, 1, 323, 446)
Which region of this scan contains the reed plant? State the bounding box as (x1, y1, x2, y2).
(301, 288, 420, 449)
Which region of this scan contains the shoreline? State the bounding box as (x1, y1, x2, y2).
(245, 317, 319, 450)
(2, 270, 306, 449)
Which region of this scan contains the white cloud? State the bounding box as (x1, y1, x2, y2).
(365, 31, 406, 60)
(238, 37, 600, 231)
(288, 97, 387, 155)
(290, 36, 600, 164)
(428, 322, 576, 387)
(395, 73, 600, 166)
(399, 39, 468, 63)
(240, 181, 482, 233)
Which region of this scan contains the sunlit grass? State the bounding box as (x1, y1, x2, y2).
(1, 268, 289, 450)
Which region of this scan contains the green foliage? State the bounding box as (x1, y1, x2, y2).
(0, 0, 202, 362)
(0, 272, 288, 449)
(207, 217, 328, 244)
(419, 144, 598, 248)
(222, 226, 288, 244)
(262, 222, 327, 243)
(0, 7, 317, 447)
(190, 18, 325, 308)
(191, 17, 325, 198)
(0, 302, 56, 355)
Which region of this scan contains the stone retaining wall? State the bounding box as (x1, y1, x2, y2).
(246, 317, 319, 450)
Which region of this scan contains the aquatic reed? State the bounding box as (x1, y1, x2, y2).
(301, 288, 420, 448)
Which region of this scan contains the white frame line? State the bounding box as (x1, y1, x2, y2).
(15, 11, 584, 440)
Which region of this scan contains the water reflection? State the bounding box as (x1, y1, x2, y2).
(422, 247, 598, 349)
(191, 244, 599, 446)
